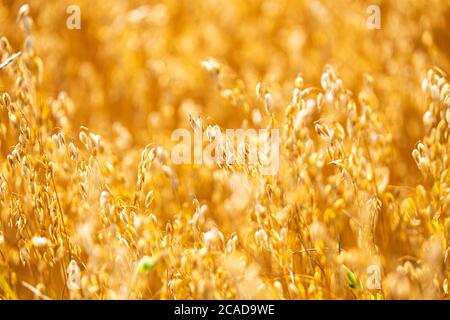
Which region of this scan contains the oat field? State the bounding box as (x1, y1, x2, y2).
(0, 1, 449, 300)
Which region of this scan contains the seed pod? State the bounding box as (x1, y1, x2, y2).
(431, 85, 440, 101)
(145, 190, 154, 208)
(321, 72, 330, 91)
(79, 131, 89, 147)
(423, 110, 434, 128)
(422, 78, 429, 94)
(264, 92, 273, 113)
(203, 227, 224, 250)
(17, 4, 30, 22)
(0, 37, 11, 52)
(51, 134, 60, 149)
(201, 58, 220, 78)
(295, 74, 304, 89)
(68, 142, 78, 160)
(2, 93, 11, 107)
(256, 82, 263, 98)
(254, 228, 268, 245)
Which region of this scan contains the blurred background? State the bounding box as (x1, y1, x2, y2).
(1, 0, 450, 185)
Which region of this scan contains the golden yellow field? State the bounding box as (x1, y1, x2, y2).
(0, 0, 449, 300)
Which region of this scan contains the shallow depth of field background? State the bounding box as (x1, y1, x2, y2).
(0, 0, 449, 299)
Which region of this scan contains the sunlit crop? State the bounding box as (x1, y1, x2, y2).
(0, 1, 449, 300)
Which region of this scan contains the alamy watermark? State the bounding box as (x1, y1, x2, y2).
(170, 127, 280, 176)
(66, 259, 81, 290)
(66, 5, 81, 30)
(366, 4, 381, 30)
(366, 264, 382, 290)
